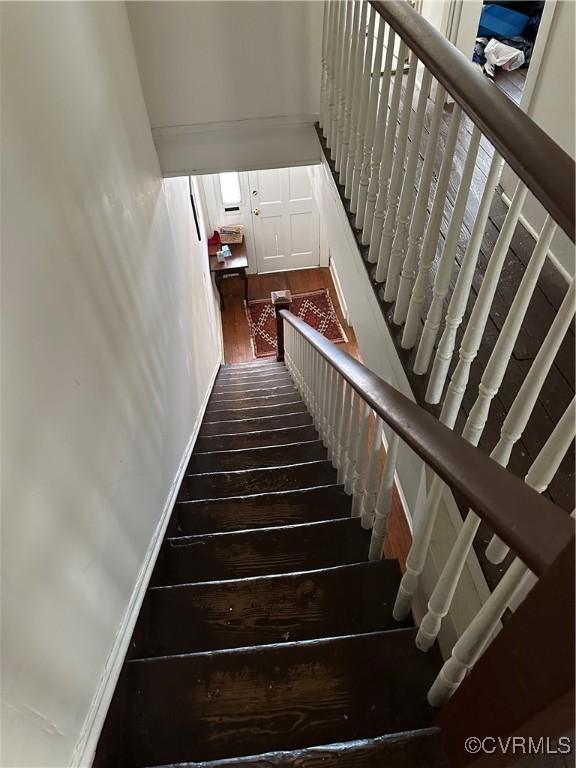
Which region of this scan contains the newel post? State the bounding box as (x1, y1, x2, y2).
(271, 290, 292, 362)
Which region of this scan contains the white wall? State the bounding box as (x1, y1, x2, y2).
(1, 3, 222, 767)
(126, 1, 323, 175)
(419, 0, 482, 56)
(501, 0, 575, 277)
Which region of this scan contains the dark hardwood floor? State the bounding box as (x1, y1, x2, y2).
(495, 66, 527, 106)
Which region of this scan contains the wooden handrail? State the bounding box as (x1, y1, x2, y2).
(281, 310, 574, 577)
(370, 0, 575, 242)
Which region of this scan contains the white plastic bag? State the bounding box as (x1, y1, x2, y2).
(484, 38, 525, 73)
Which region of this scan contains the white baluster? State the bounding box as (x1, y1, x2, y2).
(367, 40, 408, 262)
(487, 399, 576, 565)
(438, 182, 529, 428)
(413, 127, 482, 373)
(369, 432, 400, 560)
(351, 403, 372, 517)
(325, 1, 339, 148)
(336, 380, 353, 475)
(344, 390, 364, 492)
(337, 1, 361, 174)
(428, 557, 529, 707)
(362, 26, 396, 244)
(377, 55, 419, 287)
(385, 68, 432, 302)
(331, 373, 346, 468)
(320, 1, 330, 134)
(416, 263, 572, 650)
(485, 280, 575, 467)
(394, 86, 446, 323)
(321, 1, 335, 140)
(402, 104, 463, 349)
(344, 1, 368, 195)
(323, 364, 336, 455)
(319, 357, 331, 447)
(355, 15, 385, 230)
(323, 364, 336, 456)
(328, 1, 345, 152)
(360, 416, 384, 527)
(339, 387, 358, 487)
(393, 476, 444, 620)
(301, 339, 311, 408)
(334, 2, 353, 166)
(465, 216, 557, 447)
(350, 6, 376, 214)
(310, 348, 322, 430)
(426, 152, 504, 403)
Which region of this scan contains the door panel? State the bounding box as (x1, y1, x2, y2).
(249, 166, 320, 273)
(290, 212, 315, 257)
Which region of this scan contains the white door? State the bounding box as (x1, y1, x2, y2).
(248, 166, 320, 274)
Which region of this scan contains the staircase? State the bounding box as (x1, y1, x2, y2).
(94, 359, 448, 768)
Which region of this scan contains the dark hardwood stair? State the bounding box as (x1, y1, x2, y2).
(94, 361, 448, 768)
(201, 399, 306, 421)
(186, 440, 327, 473)
(212, 374, 294, 393)
(131, 560, 411, 657)
(205, 390, 302, 411)
(179, 460, 337, 500)
(173, 485, 352, 533)
(194, 424, 319, 452)
(198, 411, 312, 436)
(146, 728, 448, 768)
(209, 383, 298, 402)
(155, 519, 370, 583)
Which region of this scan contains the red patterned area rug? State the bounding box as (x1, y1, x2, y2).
(245, 288, 348, 359)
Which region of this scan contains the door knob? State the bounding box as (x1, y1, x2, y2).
(252, 207, 260, 216)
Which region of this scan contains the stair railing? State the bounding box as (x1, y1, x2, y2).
(277, 306, 574, 707)
(319, 1, 574, 442)
(318, 0, 575, 708)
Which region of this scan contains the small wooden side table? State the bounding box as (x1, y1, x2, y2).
(208, 240, 249, 311)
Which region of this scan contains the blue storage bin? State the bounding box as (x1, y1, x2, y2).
(478, 4, 529, 39)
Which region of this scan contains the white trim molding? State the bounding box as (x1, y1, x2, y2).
(153, 115, 322, 178)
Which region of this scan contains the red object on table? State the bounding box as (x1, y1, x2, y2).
(208, 230, 221, 246)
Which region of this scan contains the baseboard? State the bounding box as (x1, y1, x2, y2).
(70, 359, 221, 768)
(329, 257, 350, 324)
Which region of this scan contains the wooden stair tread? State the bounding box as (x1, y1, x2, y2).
(199, 411, 312, 437)
(121, 630, 442, 766)
(202, 400, 306, 421)
(209, 384, 298, 402)
(215, 369, 291, 384)
(155, 519, 370, 583)
(206, 391, 301, 411)
(219, 361, 286, 372)
(186, 441, 327, 473)
(146, 728, 448, 767)
(212, 374, 294, 392)
(179, 461, 338, 501)
(195, 425, 319, 453)
(131, 561, 410, 658)
(174, 485, 352, 534)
